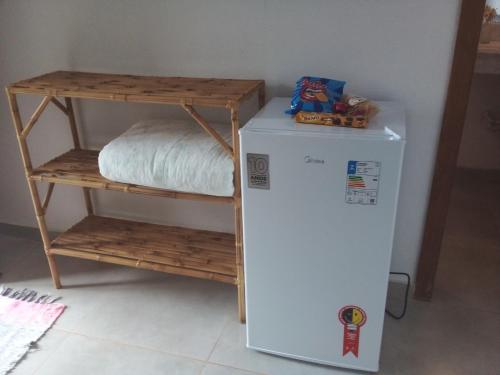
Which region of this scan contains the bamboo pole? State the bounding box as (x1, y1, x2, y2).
(181, 104, 234, 158)
(42, 183, 55, 212)
(49, 247, 236, 284)
(33, 173, 234, 204)
(50, 97, 68, 115)
(65, 97, 94, 215)
(64, 98, 82, 149)
(5, 89, 61, 289)
(20, 95, 52, 139)
(230, 103, 245, 323)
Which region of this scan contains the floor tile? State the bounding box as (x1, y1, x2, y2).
(10, 329, 69, 375)
(0, 223, 45, 242)
(445, 170, 500, 242)
(33, 334, 203, 375)
(381, 300, 500, 375)
(1, 247, 130, 331)
(0, 233, 40, 275)
(432, 233, 500, 314)
(3, 246, 234, 360)
(201, 363, 263, 375)
(432, 170, 500, 314)
(444, 198, 499, 241)
(65, 274, 234, 360)
(209, 317, 362, 375)
(211, 299, 500, 375)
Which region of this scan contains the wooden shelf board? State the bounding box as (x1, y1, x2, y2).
(8, 71, 264, 107)
(30, 149, 233, 204)
(49, 215, 237, 284)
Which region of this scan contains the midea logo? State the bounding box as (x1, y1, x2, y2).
(304, 155, 325, 164)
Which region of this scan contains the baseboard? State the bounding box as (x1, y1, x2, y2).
(0, 222, 58, 242)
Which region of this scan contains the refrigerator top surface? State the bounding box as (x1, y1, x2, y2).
(241, 97, 405, 141)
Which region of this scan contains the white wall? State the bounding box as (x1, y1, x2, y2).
(488, 0, 500, 10)
(0, 0, 460, 277)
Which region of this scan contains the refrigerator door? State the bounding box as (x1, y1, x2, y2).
(240, 116, 405, 372)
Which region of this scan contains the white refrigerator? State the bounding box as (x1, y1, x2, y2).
(239, 97, 405, 372)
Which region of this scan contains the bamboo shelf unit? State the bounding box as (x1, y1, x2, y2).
(6, 71, 265, 322)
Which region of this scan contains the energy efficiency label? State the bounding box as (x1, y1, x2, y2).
(345, 160, 381, 205)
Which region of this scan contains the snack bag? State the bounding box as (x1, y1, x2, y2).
(343, 94, 379, 120)
(295, 112, 368, 128)
(294, 94, 379, 128)
(286, 76, 345, 115)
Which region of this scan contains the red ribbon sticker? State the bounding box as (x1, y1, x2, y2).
(338, 305, 367, 357)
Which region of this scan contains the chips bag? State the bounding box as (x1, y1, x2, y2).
(286, 76, 346, 115)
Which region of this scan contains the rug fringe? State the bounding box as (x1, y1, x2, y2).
(0, 286, 61, 304)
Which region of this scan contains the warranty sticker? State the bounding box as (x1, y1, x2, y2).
(338, 305, 367, 357)
(247, 153, 270, 190)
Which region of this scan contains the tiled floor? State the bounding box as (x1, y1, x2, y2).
(1, 169, 499, 374)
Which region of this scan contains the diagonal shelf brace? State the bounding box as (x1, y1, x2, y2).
(20, 95, 53, 139)
(50, 97, 68, 115)
(181, 103, 234, 159)
(42, 183, 55, 214)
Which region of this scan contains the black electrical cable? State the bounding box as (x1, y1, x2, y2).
(385, 271, 410, 320)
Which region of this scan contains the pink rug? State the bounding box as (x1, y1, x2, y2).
(0, 287, 65, 375)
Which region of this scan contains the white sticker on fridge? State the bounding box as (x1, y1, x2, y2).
(247, 153, 270, 190)
(345, 160, 381, 205)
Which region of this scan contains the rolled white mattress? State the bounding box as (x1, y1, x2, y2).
(98, 119, 234, 197)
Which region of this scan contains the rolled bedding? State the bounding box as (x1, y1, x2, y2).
(98, 119, 234, 197)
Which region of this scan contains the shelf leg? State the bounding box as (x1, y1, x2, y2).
(6, 90, 62, 289)
(65, 97, 94, 215)
(231, 104, 246, 323)
(235, 200, 245, 323)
